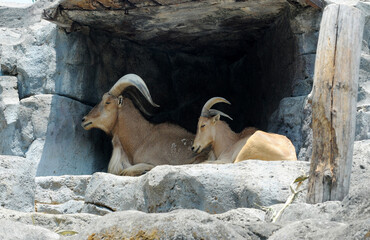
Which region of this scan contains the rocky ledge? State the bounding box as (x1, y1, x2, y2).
(42, 0, 289, 54)
(0, 140, 369, 239)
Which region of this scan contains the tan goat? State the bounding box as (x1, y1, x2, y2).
(82, 74, 209, 176)
(191, 97, 297, 163)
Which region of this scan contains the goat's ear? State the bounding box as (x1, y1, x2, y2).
(118, 96, 124, 108)
(212, 114, 220, 123)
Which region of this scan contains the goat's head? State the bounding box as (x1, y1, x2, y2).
(192, 97, 232, 153)
(81, 74, 159, 134)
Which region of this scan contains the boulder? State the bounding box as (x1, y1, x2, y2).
(268, 219, 348, 240)
(0, 76, 20, 156)
(268, 96, 306, 152)
(0, 207, 98, 236)
(267, 201, 342, 223)
(0, 93, 109, 176)
(269, 218, 370, 240)
(215, 208, 282, 240)
(0, 219, 60, 240)
(35, 175, 91, 214)
(83, 161, 310, 215)
(0, 155, 36, 212)
(71, 209, 248, 240)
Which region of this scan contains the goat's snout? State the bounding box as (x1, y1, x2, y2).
(82, 117, 86, 123)
(192, 145, 201, 153)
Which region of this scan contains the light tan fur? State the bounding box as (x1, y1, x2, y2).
(82, 94, 208, 176)
(192, 115, 297, 163)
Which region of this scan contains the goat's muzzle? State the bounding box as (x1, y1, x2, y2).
(191, 145, 201, 154)
(81, 117, 93, 129)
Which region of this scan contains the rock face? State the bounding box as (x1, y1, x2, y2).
(43, 0, 289, 55)
(82, 161, 310, 214)
(0, 155, 36, 212)
(0, 219, 60, 240)
(0, 77, 109, 175)
(0, 141, 368, 239)
(72, 209, 248, 240)
(35, 175, 91, 214)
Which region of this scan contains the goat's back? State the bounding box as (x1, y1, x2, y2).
(234, 130, 297, 162)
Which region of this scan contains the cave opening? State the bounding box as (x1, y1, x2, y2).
(85, 9, 297, 136)
(37, 0, 311, 175)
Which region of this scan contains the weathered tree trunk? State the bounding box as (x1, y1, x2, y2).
(307, 4, 365, 203)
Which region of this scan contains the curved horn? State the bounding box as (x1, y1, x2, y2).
(109, 74, 160, 107)
(201, 97, 232, 120)
(209, 109, 233, 121)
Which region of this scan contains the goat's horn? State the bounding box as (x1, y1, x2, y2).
(109, 74, 159, 107)
(201, 97, 232, 120)
(209, 109, 233, 120)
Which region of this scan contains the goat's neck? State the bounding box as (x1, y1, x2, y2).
(212, 121, 239, 158)
(111, 99, 153, 159)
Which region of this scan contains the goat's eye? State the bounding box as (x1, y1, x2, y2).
(105, 102, 111, 105)
(200, 125, 205, 128)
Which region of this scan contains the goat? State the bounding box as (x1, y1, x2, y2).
(82, 74, 209, 176)
(191, 97, 297, 163)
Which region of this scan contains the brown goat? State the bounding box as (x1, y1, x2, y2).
(82, 74, 209, 176)
(192, 97, 297, 163)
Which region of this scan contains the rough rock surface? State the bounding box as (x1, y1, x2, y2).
(0, 155, 36, 212)
(35, 175, 91, 214)
(71, 209, 248, 240)
(42, 0, 289, 55)
(0, 139, 368, 239)
(0, 219, 60, 240)
(82, 161, 310, 215)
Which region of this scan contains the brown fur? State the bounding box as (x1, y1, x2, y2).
(192, 115, 297, 163)
(82, 94, 209, 176)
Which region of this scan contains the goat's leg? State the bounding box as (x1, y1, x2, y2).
(120, 163, 155, 176)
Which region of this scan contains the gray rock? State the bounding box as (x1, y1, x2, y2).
(292, 54, 316, 97)
(268, 96, 306, 153)
(3, 94, 108, 176)
(81, 203, 113, 216)
(350, 140, 370, 196)
(83, 161, 310, 215)
(0, 76, 20, 156)
(36, 200, 85, 215)
(269, 218, 370, 240)
(268, 219, 348, 240)
(216, 208, 282, 240)
(0, 219, 60, 240)
(355, 110, 370, 140)
(35, 175, 90, 204)
(297, 96, 313, 161)
(333, 219, 370, 240)
(332, 186, 370, 222)
(71, 209, 247, 240)
(43, 0, 289, 54)
(35, 175, 90, 214)
(267, 201, 342, 223)
(0, 155, 36, 212)
(0, 207, 98, 236)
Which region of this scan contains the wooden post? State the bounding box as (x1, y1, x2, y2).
(307, 4, 365, 203)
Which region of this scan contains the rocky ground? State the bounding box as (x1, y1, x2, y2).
(0, 142, 369, 239)
(0, 0, 369, 239)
